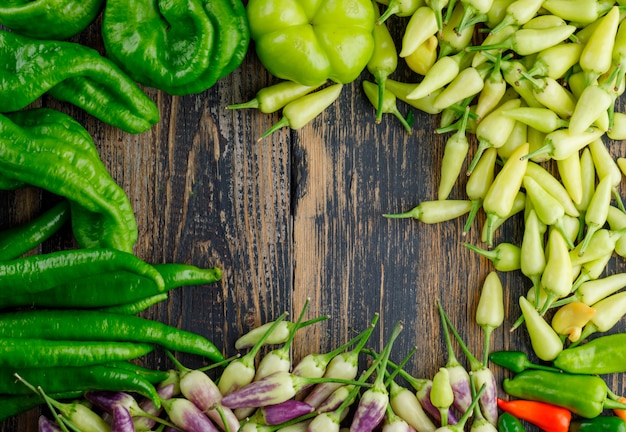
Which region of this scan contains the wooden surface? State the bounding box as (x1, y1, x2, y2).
(2, 11, 626, 431)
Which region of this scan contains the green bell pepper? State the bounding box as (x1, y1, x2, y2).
(102, 0, 249, 95)
(0, 30, 159, 134)
(0, 0, 104, 40)
(246, 0, 377, 86)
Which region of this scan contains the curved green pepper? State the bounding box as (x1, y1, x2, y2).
(570, 417, 626, 432)
(0, 30, 159, 134)
(0, 109, 137, 252)
(246, 0, 376, 86)
(102, 0, 249, 95)
(0, 0, 104, 40)
(503, 369, 626, 419)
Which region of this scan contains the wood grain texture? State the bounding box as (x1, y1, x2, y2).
(1, 11, 626, 432)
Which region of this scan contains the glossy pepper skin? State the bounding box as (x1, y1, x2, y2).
(0, 109, 137, 252)
(0, 0, 104, 40)
(553, 333, 626, 374)
(246, 0, 376, 86)
(570, 417, 626, 432)
(502, 369, 622, 418)
(102, 0, 249, 95)
(0, 30, 159, 134)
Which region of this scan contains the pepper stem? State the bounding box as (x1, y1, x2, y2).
(227, 99, 260, 110)
(437, 301, 482, 371)
(259, 117, 290, 141)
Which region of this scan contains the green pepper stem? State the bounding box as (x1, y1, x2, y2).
(259, 117, 290, 141)
(438, 301, 482, 371)
(227, 99, 260, 110)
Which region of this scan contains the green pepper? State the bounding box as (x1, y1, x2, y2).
(102, 0, 249, 95)
(0, 262, 221, 310)
(503, 369, 626, 418)
(497, 412, 526, 432)
(0, 0, 103, 40)
(0, 109, 138, 251)
(0, 30, 159, 134)
(246, 0, 376, 86)
(555, 331, 626, 374)
(570, 417, 626, 432)
(0, 200, 70, 262)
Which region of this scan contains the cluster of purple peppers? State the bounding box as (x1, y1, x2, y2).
(36, 308, 498, 432)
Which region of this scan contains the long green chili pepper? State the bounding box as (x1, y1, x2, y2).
(0, 262, 221, 309)
(0, 110, 138, 252)
(0, 248, 164, 297)
(0, 30, 159, 133)
(554, 332, 626, 374)
(0, 309, 224, 362)
(503, 369, 626, 418)
(0, 364, 161, 406)
(0, 200, 70, 261)
(0, 338, 154, 368)
(99, 293, 169, 314)
(570, 416, 626, 432)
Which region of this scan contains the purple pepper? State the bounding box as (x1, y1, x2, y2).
(302, 352, 360, 408)
(179, 369, 240, 431)
(349, 386, 388, 432)
(162, 397, 220, 432)
(221, 371, 311, 409)
(111, 404, 136, 432)
(415, 381, 457, 425)
(38, 416, 62, 432)
(316, 385, 355, 413)
(259, 399, 315, 425)
(471, 368, 498, 425)
(85, 391, 142, 415)
(134, 383, 176, 431)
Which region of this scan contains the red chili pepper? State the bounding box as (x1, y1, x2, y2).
(497, 398, 571, 432)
